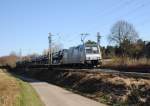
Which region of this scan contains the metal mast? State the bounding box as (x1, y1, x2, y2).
(19, 48, 22, 60)
(97, 32, 101, 45)
(81, 33, 89, 44)
(48, 32, 53, 64)
(97, 32, 102, 59)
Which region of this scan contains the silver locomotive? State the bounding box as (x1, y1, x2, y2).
(55, 43, 102, 66)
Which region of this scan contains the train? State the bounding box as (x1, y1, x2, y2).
(17, 43, 102, 67)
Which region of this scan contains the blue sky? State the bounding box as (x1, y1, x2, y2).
(0, 0, 150, 56)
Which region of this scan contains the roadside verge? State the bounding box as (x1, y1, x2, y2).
(0, 69, 44, 106)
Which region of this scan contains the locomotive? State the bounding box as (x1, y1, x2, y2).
(17, 43, 102, 67)
(53, 43, 102, 66)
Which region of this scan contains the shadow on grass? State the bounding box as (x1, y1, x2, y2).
(7, 68, 44, 84)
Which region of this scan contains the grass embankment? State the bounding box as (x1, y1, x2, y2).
(0, 69, 44, 106)
(102, 57, 150, 73)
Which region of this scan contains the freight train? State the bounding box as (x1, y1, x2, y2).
(17, 43, 102, 67)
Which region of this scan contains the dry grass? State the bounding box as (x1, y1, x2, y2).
(102, 57, 150, 67)
(0, 69, 19, 106)
(0, 69, 44, 106)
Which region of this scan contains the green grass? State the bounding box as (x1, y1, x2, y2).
(13, 79, 44, 106)
(98, 95, 108, 104)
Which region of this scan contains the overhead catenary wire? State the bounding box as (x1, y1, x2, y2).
(99, 0, 150, 31)
(99, 0, 137, 17)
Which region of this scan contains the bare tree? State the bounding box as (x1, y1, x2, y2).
(52, 43, 62, 53)
(42, 42, 63, 56)
(108, 20, 139, 57)
(42, 49, 48, 55)
(108, 20, 139, 45)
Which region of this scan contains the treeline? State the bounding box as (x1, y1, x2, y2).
(101, 39, 150, 59)
(0, 54, 18, 68)
(101, 20, 150, 60)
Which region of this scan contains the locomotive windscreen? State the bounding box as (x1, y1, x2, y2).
(85, 46, 99, 54)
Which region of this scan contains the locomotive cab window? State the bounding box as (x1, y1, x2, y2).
(92, 47, 99, 54)
(85, 46, 99, 54)
(86, 48, 92, 53)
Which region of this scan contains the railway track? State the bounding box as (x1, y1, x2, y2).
(50, 68, 150, 79)
(17, 64, 150, 79)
